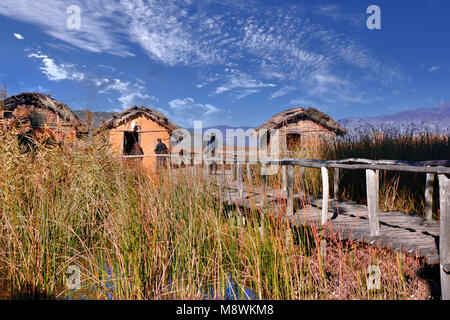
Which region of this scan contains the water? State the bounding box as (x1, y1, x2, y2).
(66, 264, 256, 300)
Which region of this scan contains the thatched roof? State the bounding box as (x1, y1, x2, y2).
(97, 106, 180, 133)
(1, 92, 87, 132)
(254, 107, 347, 136)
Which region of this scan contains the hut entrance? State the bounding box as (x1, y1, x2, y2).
(286, 133, 301, 151)
(123, 131, 141, 155)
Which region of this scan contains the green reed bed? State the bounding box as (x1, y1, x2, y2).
(0, 131, 433, 299)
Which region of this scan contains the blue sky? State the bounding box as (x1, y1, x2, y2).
(0, 0, 449, 127)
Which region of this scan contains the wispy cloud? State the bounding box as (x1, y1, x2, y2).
(98, 78, 157, 110)
(213, 70, 276, 99)
(429, 66, 440, 72)
(269, 86, 296, 100)
(1, 0, 405, 108)
(0, 0, 133, 57)
(27, 51, 85, 82)
(313, 4, 363, 26)
(167, 97, 229, 127)
(13, 33, 24, 40)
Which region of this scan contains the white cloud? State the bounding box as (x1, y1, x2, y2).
(313, 4, 362, 25)
(169, 97, 220, 115)
(99, 78, 157, 109)
(213, 70, 276, 98)
(13, 33, 24, 40)
(269, 86, 296, 100)
(1, 1, 404, 107)
(167, 97, 228, 127)
(93, 78, 111, 87)
(429, 66, 440, 72)
(0, 0, 133, 57)
(27, 52, 85, 82)
(233, 89, 260, 101)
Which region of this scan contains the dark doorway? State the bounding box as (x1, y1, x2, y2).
(123, 131, 140, 155)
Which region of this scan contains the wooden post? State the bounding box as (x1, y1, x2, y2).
(439, 174, 450, 300)
(321, 167, 329, 226)
(246, 163, 252, 193)
(261, 171, 267, 189)
(333, 168, 340, 200)
(261, 168, 267, 204)
(282, 165, 287, 191)
(425, 173, 434, 221)
(366, 169, 381, 237)
(222, 160, 226, 183)
(204, 160, 209, 177)
(231, 155, 236, 181)
(237, 163, 243, 198)
(301, 167, 306, 192)
(287, 165, 294, 216)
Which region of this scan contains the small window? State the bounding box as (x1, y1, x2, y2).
(286, 133, 301, 151)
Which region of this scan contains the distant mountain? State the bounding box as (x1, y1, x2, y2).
(73, 110, 115, 128)
(339, 102, 450, 135)
(187, 125, 256, 147)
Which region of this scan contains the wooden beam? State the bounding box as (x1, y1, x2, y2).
(439, 174, 450, 300)
(301, 167, 306, 191)
(287, 165, 294, 216)
(246, 163, 252, 184)
(204, 161, 209, 178)
(334, 168, 340, 200)
(282, 165, 287, 191)
(237, 163, 243, 198)
(366, 169, 381, 236)
(267, 159, 450, 175)
(321, 167, 329, 226)
(425, 173, 434, 221)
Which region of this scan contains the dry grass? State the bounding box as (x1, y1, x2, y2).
(0, 129, 442, 300)
(285, 130, 449, 217)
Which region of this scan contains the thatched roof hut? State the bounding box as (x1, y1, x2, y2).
(0, 92, 88, 137)
(253, 107, 346, 152)
(97, 106, 179, 134)
(254, 107, 346, 136)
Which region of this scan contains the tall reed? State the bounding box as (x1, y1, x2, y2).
(0, 131, 433, 299)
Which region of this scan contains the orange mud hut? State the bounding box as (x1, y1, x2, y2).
(97, 106, 181, 170)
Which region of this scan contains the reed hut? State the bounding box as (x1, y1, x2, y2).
(97, 106, 181, 170)
(0, 92, 88, 141)
(253, 107, 347, 153)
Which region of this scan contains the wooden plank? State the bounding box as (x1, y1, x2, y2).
(366, 169, 381, 236)
(268, 159, 450, 175)
(439, 174, 450, 300)
(334, 168, 340, 200)
(237, 163, 243, 198)
(287, 165, 294, 217)
(301, 167, 306, 190)
(321, 167, 329, 226)
(425, 173, 434, 221)
(282, 165, 287, 191)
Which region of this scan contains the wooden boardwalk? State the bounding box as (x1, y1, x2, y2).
(176, 155, 449, 298)
(209, 167, 442, 265)
(222, 182, 440, 264)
